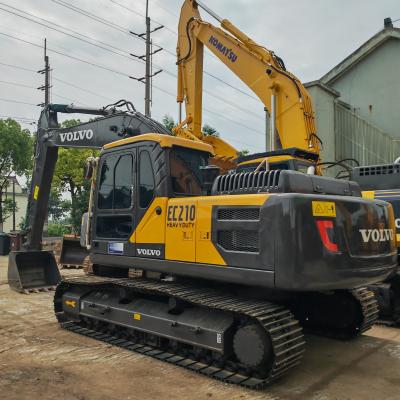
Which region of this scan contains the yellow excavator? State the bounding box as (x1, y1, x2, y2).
(174, 0, 321, 175)
(8, 0, 397, 389)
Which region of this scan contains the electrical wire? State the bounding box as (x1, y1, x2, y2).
(0, 4, 262, 119)
(0, 61, 36, 72)
(0, 98, 38, 106)
(49, 0, 259, 102)
(0, 34, 264, 136)
(0, 115, 36, 121)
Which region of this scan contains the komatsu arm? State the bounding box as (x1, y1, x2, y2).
(176, 0, 320, 167)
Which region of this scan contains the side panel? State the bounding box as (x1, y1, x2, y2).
(203, 194, 269, 267)
(133, 197, 168, 258)
(164, 194, 269, 265)
(165, 199, 197, 262)
(270, 194, 397, 290)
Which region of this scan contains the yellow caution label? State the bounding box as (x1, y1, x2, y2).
(65, 300, 76, 308)
(133, 313, 141, 321)
(33, 185, 39, 200)
(312, 201, 336, 217)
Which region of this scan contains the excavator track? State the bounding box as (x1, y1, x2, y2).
(54, 276, 305, 389)
(352, 287, 380, 335)
(292, 287, 379, 340)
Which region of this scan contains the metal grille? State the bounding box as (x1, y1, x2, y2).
(358, 164, 400, 176)
(335, 103, 400, 166)
(217, 208, 260, 221)
(213, 170, 281, 195)
(217, 230, 259, 253)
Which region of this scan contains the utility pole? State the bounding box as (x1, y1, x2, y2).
(12, 178, 15, 232)
(37, 39, 51, 236)
(129, 0, 163, 117)
(144, 1, 151, 117)
(37, 39, 51, 107)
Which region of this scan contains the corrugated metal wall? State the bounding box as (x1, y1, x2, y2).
(335, 103, 400, 165)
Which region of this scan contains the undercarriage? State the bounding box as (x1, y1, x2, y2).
(54, 275, 378, 388)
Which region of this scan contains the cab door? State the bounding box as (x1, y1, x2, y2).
(92, 148, 136, 257)
(133, 145, 167, 259)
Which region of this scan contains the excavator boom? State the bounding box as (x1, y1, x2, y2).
(176, 0, 320, 167)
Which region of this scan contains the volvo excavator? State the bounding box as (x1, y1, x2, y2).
(351, 162, 400, 325)
(7, 0, 398, 388)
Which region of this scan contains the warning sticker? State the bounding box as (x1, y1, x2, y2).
(33, 185, 39, 200)
(312, 201, 336, 217)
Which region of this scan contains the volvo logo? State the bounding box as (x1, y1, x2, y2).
(59, 129, 94, 143)
(137, 248, 161, 257)
(359, 229, 394, 243)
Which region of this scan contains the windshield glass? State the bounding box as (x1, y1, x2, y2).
(170, 147, 208, 195)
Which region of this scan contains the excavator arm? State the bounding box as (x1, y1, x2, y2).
(8, 100, 172, 293)
(26, 102, 170, 251)
(176, 0, 320, 167)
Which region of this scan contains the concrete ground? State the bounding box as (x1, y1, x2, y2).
(1, 256, 400, 400)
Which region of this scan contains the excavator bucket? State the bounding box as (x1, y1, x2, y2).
(59, 236, 89, 268)
(8, 250, 61, 294)
(202, 135, 238, 172)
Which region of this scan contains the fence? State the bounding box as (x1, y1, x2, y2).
(335, 103, 400, 166)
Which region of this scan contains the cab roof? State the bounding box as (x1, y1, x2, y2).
(103, 133, 214, 154)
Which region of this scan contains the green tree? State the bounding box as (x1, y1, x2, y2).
(52, 119, 97, 232)
(48, 189, 71, 222)
(162, 114, 177, 132)
(237, 149, 250, 157)
(0, 119, 33, 231)
(202, 123, 220, 137)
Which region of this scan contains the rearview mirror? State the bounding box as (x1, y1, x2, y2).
(84, 157, 97, 180)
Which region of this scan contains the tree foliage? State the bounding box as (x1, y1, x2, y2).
(202, 123, 220, 137)
(0, 119, 33, 230)
(162, 115, 177, 132)
(48, 189, 71, 222)
(237, 149, 250, 157)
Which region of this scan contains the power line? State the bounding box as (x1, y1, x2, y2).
(49, 0, 163, 52)
(50, 0, 259, 102)
(0, 32, 131, 77)
(0, 4, 146, 66)
(0, 98, 38, 106)
(108, 0, 177, 35)
(1, 33, 265, 136)
(0, 61, 37, 72)
(0, 79, 36, 89)
(53, 77, 114, 101)
(0, 115, 36, 121)
(0, 78, 88, 106)
(0, 4, 262, 119)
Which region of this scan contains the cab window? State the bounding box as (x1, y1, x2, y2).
(170, 147, 208, 195)
(139, 150, 155, 208)
(98, 154, 133, 209)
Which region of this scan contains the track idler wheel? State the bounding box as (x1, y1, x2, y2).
(233, 324, 273, 372)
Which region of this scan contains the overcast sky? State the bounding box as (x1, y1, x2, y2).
(0, 0, 399, 153)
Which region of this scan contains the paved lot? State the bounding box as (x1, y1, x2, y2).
(1, 255, 400, 400)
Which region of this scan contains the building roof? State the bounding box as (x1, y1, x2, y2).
(304, 80, 340, 97)
(320, 27, 400, 85)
